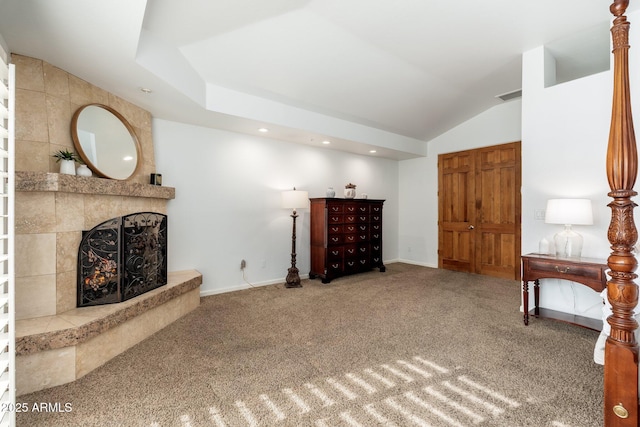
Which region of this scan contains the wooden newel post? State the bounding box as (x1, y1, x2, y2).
(605, 1, 640, 425)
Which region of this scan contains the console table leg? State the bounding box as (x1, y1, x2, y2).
(533, 279, 540, 316)
(523, 280, 529, 325)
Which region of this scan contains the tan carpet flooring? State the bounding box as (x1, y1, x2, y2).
(17, 263, 604, 426)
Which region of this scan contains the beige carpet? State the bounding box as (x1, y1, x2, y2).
(17, 263, 603, 426)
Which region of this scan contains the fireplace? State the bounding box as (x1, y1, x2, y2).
(78, 212, 168, 307)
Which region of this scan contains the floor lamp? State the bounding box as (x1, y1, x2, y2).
(282, 188, 308, 288)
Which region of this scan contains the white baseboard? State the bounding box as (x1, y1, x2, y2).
(394, 258, 438, 268)
(200, 259, 439, 297)
(200, 274, 310, 297)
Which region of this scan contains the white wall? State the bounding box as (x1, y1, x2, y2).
(521, 45, 613, 319)
(518, 6, 640, 319)
(153, 119, 399, 295)
(398, 100, 522, 268)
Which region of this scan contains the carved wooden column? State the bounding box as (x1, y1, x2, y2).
(605, 1, 640, 425)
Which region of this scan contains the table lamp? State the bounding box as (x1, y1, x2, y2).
(545, 198, 593, 258)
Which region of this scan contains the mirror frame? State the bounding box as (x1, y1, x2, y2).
(71, 104, 142, 180)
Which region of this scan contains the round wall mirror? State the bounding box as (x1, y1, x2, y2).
(71, 104, 141, 180)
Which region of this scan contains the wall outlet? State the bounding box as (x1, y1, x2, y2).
(240, 259, 246, 269)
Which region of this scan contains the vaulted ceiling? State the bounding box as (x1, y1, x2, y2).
(0, 0, 630, 159)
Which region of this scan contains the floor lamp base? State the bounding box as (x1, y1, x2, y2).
(285, 266, 302, 288)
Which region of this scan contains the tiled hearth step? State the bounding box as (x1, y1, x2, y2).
(16, 270, 202, 395)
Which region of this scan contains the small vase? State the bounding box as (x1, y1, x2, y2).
(344, 182, 357, 199)
(538, 237, 550, 255)
(344, 183, 356, 199)
(326, 187, 335, 198)
(59, 160, 76, 175)
(77, 164, 92, 177)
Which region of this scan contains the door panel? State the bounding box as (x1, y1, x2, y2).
(438, 150, 475, 273)
(479, 231, 516, 278)
(476, 143, 521, 279)
(438, 142, 521, 280)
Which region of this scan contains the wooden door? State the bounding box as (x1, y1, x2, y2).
(438, 142, 521, 280)
(438, 150, 476, 273)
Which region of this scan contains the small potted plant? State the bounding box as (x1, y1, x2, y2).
(52, 149, 80, 175)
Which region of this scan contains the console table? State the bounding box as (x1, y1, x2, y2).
(521, 253, 608, 331)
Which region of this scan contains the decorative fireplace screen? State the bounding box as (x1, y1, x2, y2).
(78, 212, 167, 307)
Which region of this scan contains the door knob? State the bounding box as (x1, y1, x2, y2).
(468, 225, 475, 230)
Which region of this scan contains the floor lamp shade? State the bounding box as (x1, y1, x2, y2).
(545, 199, 593, 258)
(282, 189, 309, 211)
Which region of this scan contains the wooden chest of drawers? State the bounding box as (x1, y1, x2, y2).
(309, 198, 385, 283)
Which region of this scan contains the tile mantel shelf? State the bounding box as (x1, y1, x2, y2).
(15, 171, 175, 199)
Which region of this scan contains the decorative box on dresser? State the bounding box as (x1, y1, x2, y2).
(309, 198, 386, 283)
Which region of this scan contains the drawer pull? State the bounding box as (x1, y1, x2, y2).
(613, 403, 629, 419)
(331, 251, 339, 256)
(555, 266, 570, 273)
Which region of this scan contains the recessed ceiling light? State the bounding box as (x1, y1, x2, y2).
(140, 87, 152, 94)
(258, 128, 269, 133)
(322, 140, 331, 145)
(369, 150, 377, 154)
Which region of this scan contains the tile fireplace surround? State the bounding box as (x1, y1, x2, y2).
(15, 172, 202, 396)
(13, 54, 202, 395)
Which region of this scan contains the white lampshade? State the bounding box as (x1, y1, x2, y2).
(545, 198, 593, 258)
(282, 189, 309, 210)
(545, 199, 593, 225)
